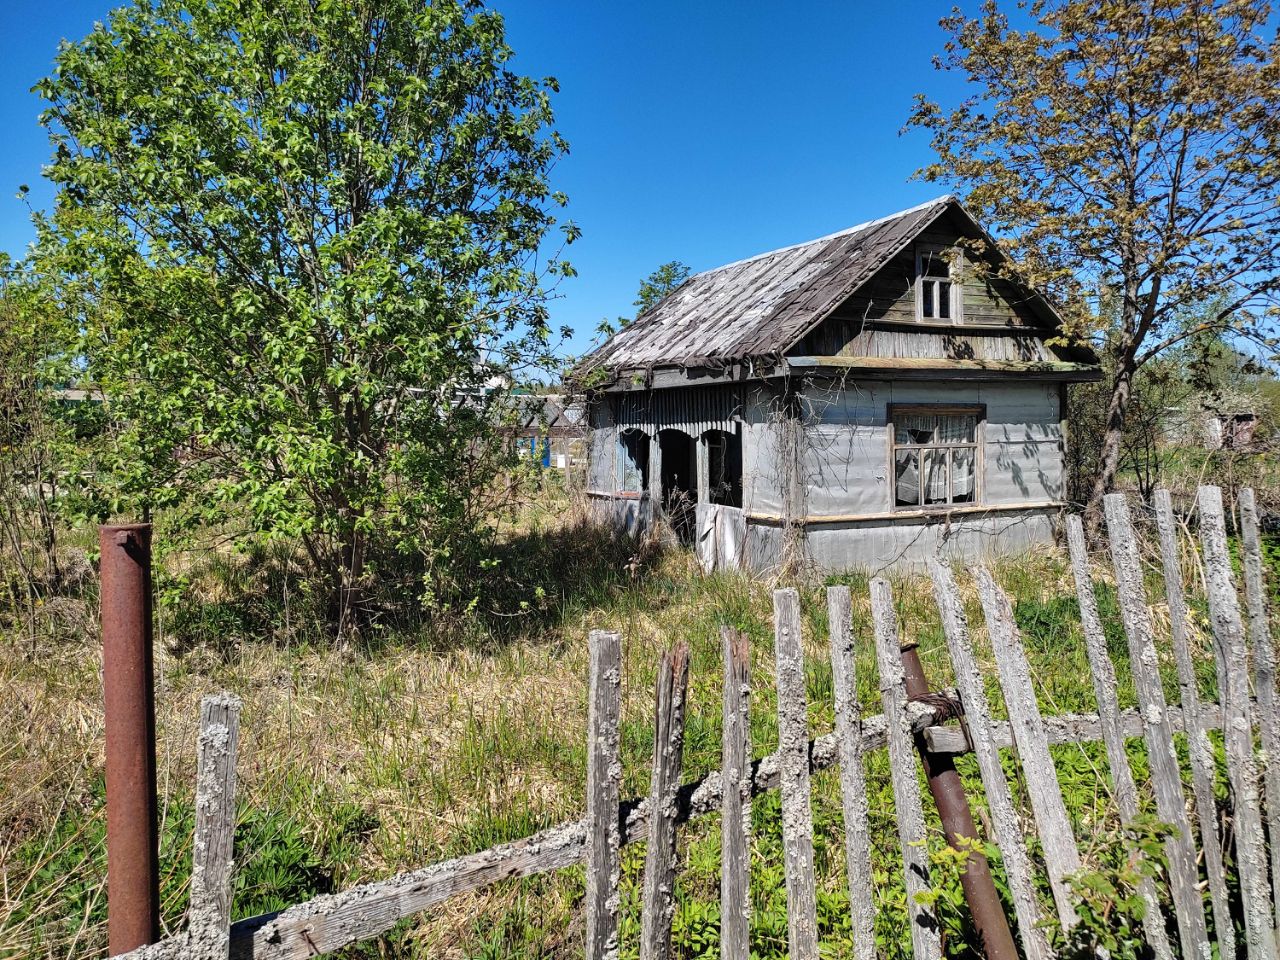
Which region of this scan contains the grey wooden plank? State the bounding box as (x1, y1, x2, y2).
(1199, 486, 1280, 960)
(870, 577, 942, 960)
(1065, 515, 1175, 960)
(928, 561, 1051, 960)
(586, 630, 623, 960)
(720, 628, 752, 960)
(189, 693, 242, 960)
(1241, 487, 1280, 944)
(772, 588, 820, 960)
(640, 643, 691, 960)
(1103, 494, 1211, 960)
(825, 586, 876, 960)
(1154, 491, 1237, 960)
(974, 565, 1081, 931)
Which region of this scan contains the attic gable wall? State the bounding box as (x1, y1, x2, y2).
(788, 210, 1063, 362)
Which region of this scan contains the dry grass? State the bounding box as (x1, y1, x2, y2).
(0, 488, 1236, 958)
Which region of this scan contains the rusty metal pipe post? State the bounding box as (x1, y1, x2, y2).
(900, 641, 1017, 960)
(100, 523, 160, 954)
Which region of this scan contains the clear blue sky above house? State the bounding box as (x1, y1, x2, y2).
(0, 1, 973, 360)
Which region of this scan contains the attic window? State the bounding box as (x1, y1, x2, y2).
(890, 405, 982, 509)
(916, 246, 962, 323)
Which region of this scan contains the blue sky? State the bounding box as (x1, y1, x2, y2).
(0, 1, 970, 359)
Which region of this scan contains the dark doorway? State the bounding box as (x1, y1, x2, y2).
(703, 428, 743, 508)
(658, 429, 697, 543)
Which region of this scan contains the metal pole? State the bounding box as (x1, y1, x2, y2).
(900, 641, 1017, 960)
(100, 523, 160, 954)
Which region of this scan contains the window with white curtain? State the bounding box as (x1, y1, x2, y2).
(889, 405, 982, 509)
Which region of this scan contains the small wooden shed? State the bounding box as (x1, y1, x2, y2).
(575, 196, 1101, 572)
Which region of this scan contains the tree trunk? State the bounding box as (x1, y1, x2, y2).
(1085, 351, 1136, 539)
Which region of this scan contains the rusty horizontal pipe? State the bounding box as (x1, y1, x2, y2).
(100, 523, 159, 954)
(901, 642, 1017, 960)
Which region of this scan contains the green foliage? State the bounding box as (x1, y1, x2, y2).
(35, 0, 577, 633)
(1053, 815, 1172, 960)
(7, 780, 367, 952)
(596, 260, 691, 337)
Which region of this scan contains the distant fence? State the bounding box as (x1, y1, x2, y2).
(114, 485, 1277, 960)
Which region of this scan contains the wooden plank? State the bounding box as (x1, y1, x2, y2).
(771, 588, 820, 960)
(189, 693, 242, 960)
(720, 628, 751, 960)
(1241, 486, 1280, 943)
(1153, 492, 1236, 960)
(928, 561, 1051, 960)
(1103, 494, 1211, 960)
(826, 586, 876, 960)
(924, 701, 1220, 753)
(640, 643, 691, 960)
(1066, 516, 1174, 960)
(870, 578, 942, 960)
(586, 630, 624, 960)
(974, 565, 1081, 931)
(1198, 486, 1280, 960)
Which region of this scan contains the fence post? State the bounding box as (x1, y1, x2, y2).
(1198, 486, 1279, 960)
(586, 630, 623, 960)
(771, 589, 820, 960)
(189, 693, 242, 959)
(100, 522, 160, 955)
(1240, 487, 1280, 945)
(1066, 515, 1175, 960)
(870, 578, 941, 960)
(975, 565, 1081, 933)
(1153, 492, 1236, 960)
(720, 627, 752, 960)
(826, 586, 876, 960)
(1103, 494, 1210, 960)
(640, 643, 690, 960)
(929, 561, 1051, 960)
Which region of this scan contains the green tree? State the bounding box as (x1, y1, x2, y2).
(35, 0, 576, 634)
(908, 0, 1280, 529)
(632, 260, 691, 318)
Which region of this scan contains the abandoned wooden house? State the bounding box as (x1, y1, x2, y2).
(574, 196, 1102, 573)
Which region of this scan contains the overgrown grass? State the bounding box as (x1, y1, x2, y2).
(0, 487, 1273, 958)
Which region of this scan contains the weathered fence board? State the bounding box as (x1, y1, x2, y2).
(1241, 487, 1280, 943)
(1066, 515, 1175, 960)
(719, 628, 751, 960)
(1154, 490, 1236, 960)
(640, 643, 691, 960)
(1199, 486, 1280, 960)
(929, 560, 1050, 960)
(870, 577, 941, 960)
(826, 585, 876, 960)
(1103, 494, 1211, 960)
(187, 693, 242, 960)
(772, 588, 820, 960)
(975, 565, 1080, 932)
(587, 629, 624, 960)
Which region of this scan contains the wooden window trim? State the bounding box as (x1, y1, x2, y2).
(915, 244, 964, 324)
(887, 403, 986, 512)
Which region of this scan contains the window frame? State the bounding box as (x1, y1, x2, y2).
(887, 403, 985, 512)
(915, 244, 964, 324)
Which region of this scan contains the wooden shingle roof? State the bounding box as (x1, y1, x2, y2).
(577, 196, 1082, 380)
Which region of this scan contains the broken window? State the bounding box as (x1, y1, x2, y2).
(890, 406, 981, 509)
(917, 246, 962, 323)
(703, 428, 743, 508)
(617, 428, 650, 493)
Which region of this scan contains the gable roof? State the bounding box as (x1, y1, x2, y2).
(577, 196, 1080, 379)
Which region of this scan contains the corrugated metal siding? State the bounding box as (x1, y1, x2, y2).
(616, 385, 741, 435)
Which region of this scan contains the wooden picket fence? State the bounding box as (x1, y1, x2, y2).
(115, 484, 1279, 960)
